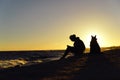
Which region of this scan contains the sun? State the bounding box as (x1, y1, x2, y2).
(84, 32, 104, 48)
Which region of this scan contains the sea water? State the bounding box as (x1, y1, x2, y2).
(0, 48, 103, 69)
(0, 50, 64, 69)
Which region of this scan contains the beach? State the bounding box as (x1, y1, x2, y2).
(0, 49, 120, 80)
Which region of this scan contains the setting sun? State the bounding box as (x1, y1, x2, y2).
(0, 0, 120, 51)
(84, 32, 104, 48)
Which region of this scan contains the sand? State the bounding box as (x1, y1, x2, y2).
(0, 49, 120, 80)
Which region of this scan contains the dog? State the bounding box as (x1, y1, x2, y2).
(90, 35, 101, 54)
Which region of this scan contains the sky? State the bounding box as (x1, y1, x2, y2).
(0, 0, 120, 51)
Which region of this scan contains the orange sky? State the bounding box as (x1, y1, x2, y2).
(0, 0, 120, 51)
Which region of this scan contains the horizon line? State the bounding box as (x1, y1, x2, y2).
(0, 46, 120, 52)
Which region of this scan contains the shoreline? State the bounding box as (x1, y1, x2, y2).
(0, 49, 120, 80)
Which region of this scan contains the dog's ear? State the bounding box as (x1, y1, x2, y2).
(95, 35, 96, 38)
(91, 35, 93, 38)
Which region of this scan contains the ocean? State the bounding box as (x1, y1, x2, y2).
(0, 47, 112, 69)
(0, 50, 65, 69)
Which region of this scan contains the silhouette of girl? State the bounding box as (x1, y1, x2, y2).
(60, 34, 85, 59)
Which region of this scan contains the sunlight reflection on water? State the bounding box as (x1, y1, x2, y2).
(0, 59, 43, 69)
(0, 51, 64, 69)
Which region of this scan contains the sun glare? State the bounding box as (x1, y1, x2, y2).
(84, 32, 104, 48)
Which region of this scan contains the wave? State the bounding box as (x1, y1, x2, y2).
(0, 50, 64, 69)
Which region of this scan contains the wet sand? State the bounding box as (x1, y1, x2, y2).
(0, 49, 120, 80)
